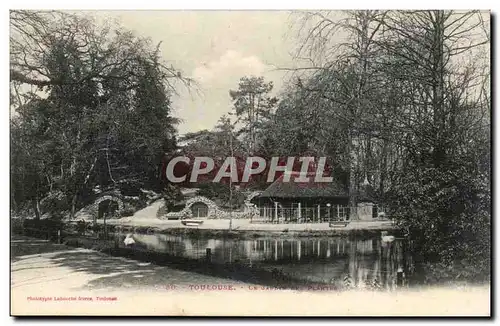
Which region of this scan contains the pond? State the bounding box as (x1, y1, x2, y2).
(116, 233, 414, 290)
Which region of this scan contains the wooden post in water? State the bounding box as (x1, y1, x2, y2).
(206, 248, 212, 263)
(297, 241, 301, 260)
(396, 266, 404, 287)
(274, 240, 278, 261)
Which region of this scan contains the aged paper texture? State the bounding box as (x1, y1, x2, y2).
(10, 10, 491, 317)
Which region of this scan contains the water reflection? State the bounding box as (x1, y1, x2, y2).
(120, 233, 409, 290)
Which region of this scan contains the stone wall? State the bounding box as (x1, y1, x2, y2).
(87, 195, 124, 220)
(162, 195, 260, 220)
(163, 196, 221, 219)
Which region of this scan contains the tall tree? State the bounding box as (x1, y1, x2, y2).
(291, 11, 388, 218)
(289, 10, 490, 279)
(229, 76, 278, 154)
(10, 10, 190, 219)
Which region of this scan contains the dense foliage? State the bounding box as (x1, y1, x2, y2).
(183, 11, 491, 282)
(286, 10, 491, 282)
(10, 11, 188, 219)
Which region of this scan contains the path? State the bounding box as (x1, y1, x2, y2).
(104, 218, 394, 232)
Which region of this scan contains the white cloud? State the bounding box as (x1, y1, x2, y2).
(192, 50, 268, 85)
(174, 50, 273, 135)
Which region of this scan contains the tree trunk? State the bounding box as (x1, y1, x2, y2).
(365, 134, 372, 182)
(348, 12, 372, 221)
(103, 212, 107, 240)
(11, 194, 18, 213)
(379, 140, 388, 198)
(70, 193, 77, 220)
(431, 11, 446, 169)
(32, 198, 41, 221)
(348, 130, 358, 220)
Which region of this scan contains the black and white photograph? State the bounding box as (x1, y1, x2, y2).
(8, 9, 491, 316)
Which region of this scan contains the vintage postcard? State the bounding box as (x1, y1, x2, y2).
(9, 9, 491, 316)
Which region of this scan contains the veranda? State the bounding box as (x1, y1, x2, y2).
(258, 203, 356, 223)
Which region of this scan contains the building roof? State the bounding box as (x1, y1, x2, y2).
(258, 172, 375, 202)
(259, 172, 348, 199)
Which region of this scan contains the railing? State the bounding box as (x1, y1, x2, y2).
(258, 205, 351, 224)
(257, 205, 394, 224)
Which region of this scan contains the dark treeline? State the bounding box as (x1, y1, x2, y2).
(181, 11, 491, 281)
(10, 10, 490, 282)
(10, 11, 189, 219)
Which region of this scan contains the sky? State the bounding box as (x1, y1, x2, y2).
(13, 10, 490, 135)
(93, 11, 300, 135)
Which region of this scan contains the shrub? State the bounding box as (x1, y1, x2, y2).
(389, 164, 490, 283)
